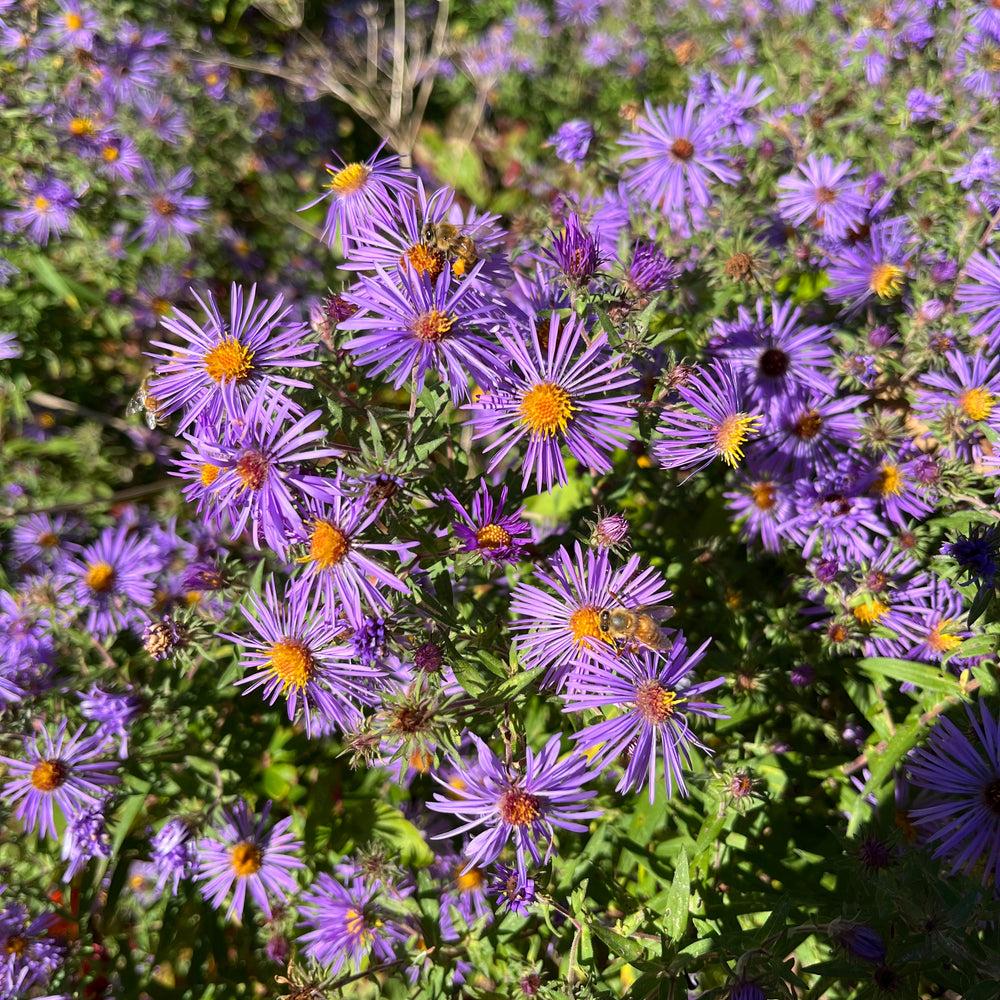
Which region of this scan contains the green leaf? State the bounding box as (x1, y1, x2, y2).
(664, 847, 690, 942)
(371, 802, 434, 866)
(847, 718, 923, 836)
(967, 584, 994, 626)
(590, 923, 646, 963)
(858, 657, 961, 694)
(111, 793, 147, 857)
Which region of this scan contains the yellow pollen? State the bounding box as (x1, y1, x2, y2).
(102, 145, 119, 162)
(34, 195, 51, 212)
(200, 463, 220, 487)
(4, 934, 27, 957)
(403, 243, 446, 280)
(634, 680, 679, 723)
(229, 842, 262, 877)
(751, 481, 776, 510)
(476, 523, 512, 550)
(31, 759, 67, 792)
(302, 520, 349, 568)
(69, 116, 94, 136)
(960, 386, 995, 421)
(498, 787, 541, 826)
(267, 638, 315, 691)
(873, 463, 902, 497)
(203, 337, 255, 383)
(84, 560, 115, 592)
(411, 309, 455, 342)
(869, 262, 905, 300)
(455, 865, 486, 891)
(345, 908, 374, 943)
(327, 162, 370, 196)
(793, 408, 823, 439)
(65, 12, 83, 29)
(568, 606, 603, 647)
(927, 618, 961, 653)
(853, 599, 889, 626)
(519, 382, 574, 437)
(714, 413, 762, 467)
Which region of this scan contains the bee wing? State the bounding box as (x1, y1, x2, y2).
(143, 408, 159, 430)
(641, 604, 676, 622)
(126, 390, 145, 417)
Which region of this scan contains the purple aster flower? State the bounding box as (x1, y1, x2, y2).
(488, 864, 536, 915)
(911, 348, 1000, 463)
(862, 449, 937, 527)
(750, 391, 866, 478)
(301, 138, 415, 254)
(427, 733, 601, 882)
(653, 362, 764, 477)
(93, 134, 144, 182)
(9, 512, 77, 568)
(550, 120, 594, 169)
(150, 817, 198, 896)
(0, 721, 119, 840)
(622, 241, 678, 296)
(466, 315, 638, 494)
(440, 478, 531, 564)
(227, 574, 383, 736)
(510, 543, 673, 690)
(703, 70, 774, 145)
(708, 298, 835, 412)
(5, 174, 81, 245)
(538, 213, 606, 289)
(619, 96, 739, 218)
(78, 685, 142, 758)
(431, 853, 493, 940)
(957, 29, 1000, 97)
(955, 249, 1000, 351)
(907, 701, 1000, 884)
(905, 87, 944, 122)
(775, 154, 867, 242)
(196, 800, 304, 920)
(554, 0, 604, 26)
(723, 470, 795, 553)
(45, 2, 100, 49)
(99, 22, 169, 103)
(147, 282, 318, 431)
(131, 164, 208, 249)
(0, 903, 66, 995)
(298, 870, 405, 973)
(339, 262, 506, 405)
(564, 639, 726, 803)
(825, 217, 914, 316)
(134, 93, 188, 144)
(198, 389, 343, 555)
(65, 524, 159, 642)
(62, 797, 113, 881)
(0, 22, 53, 63)
(289, 470, 413, 627)
(587, 507, 630, 552)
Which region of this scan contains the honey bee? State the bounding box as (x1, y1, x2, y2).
(126, 375, 166, 430)
(420, 219, 481, 278)
(598, 604, 676, 652)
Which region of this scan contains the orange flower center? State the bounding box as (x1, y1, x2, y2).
(268, 638, 316, 691)
(304, 520, 349, 568)
(751, 481, 776, 510)
(519, 382, 574, 437)
(31, 759, 68, 792)
(568, 606, 603, 647)
(84, 560, 115, 592)
(203, 337, 254, 383)
(498, 787, 541, 826)
(229, 842, 262, 877)
(411, 309, 455, 342)
(476, 524, 512, 550)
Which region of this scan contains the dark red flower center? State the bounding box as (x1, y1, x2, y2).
(759, 347, 789, 378)
(498, 787, 541, 826)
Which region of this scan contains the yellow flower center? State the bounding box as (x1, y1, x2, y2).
(751, 481, 776, 510)
(200, 463, 220, 487)
(69, 116, 94, 136)
(497, 787, 541, 826)
(31, 759, 67, 792)
(84, 560, 115, 592)
(519, 382, 574, 437)
(203, 337, 255, 383)
(960, 386, 995, 421)
(869, 262, 905, 300)
(65, 12, 83, 29)
(267, 638, 316, 691)
(102, 145, 119, 162)
(635, 680, 679, 723)
(568, 606, 603, 647)
(873, 463, 902, 497)
(229, 842, 262, 877)
(714, 413, 762, 467)
(410, 309, 455, 342)
(793, 408, 823, 439)
(34, 195, 51, 212)
(302, 520, 349, 568)
(853, 600, 889, 626)
(345, 908, 374, 944)
(455, 865, 486, 892)
(4, 934, 27, 957)
(476, 524, 512, 550)
(403, 243, 446, 280)
(327, 162, 370, 196)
